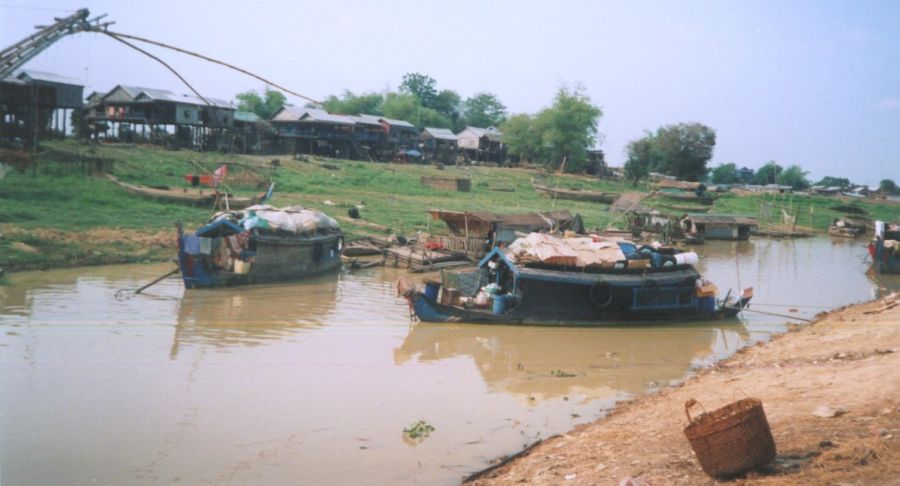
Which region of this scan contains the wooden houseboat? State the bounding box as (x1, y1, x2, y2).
(680, 213, 758, 241)
(177, 205, 343, 288)
(400, 233, 752, 325)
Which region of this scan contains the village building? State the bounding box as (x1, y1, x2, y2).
(232, 111, 268, 154)
(0, 70, 84, 147)
(419, 127, 458, 164)
(269, 107, 419, 161)
(86, 84, 235, 150)
(456, 126, 504, 164)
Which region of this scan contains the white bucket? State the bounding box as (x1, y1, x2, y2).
(674, 252, 699, 266)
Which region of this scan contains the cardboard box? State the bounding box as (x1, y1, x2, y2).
(696, 283, 718, 298)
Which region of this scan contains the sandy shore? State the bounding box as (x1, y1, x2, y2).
(467, 295, 900, 485)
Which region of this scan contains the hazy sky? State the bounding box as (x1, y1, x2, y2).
(2, 1, 898, 184)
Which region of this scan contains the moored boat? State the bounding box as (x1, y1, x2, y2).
(106, 174, 270, 209)
(828, 217, 868, 238)
(177, 205, 343, 288)
(400, 233, 752, 325)
(868, 220, 900, 274)
(532, 183, 617, 203)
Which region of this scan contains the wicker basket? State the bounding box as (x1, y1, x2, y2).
(683, 398, 776, 477)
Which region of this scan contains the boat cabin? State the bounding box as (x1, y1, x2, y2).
(681, 213, 758, 240)
(425, 209, 583, 256)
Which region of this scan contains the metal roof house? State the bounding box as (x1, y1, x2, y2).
(85, 84, 235, 149)
(456, 126, 504, 164)
(420, 127, 458, 163)
(0, 69, 84, 145)
(269, 106, 363, 159)
(269, 106, 422, 161)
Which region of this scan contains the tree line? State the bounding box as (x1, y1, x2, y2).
(234, 78, 895, 188)
(234, 74, 604, 173)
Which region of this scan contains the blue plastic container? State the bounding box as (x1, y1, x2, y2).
(699, 296, 715, 313)
(424, 281, 441, 301)
(492, 294, 508, 315)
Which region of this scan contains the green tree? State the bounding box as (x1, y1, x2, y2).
(321, 90, 384, 115)
(381, 92, 450, 129)
(432, 89, 463, 130)
(399, 73, 438, 108)
(624, 133, 663, 186)
(535, 85, 603, 173)
(501, 113, 540, 163)
(463, 92, 507, 129)
(753, 161, 783, 185)
(815, 176, 851, 188)
(235, 87, 286, 120)
(652, 123, 716, 181)
(709, 163, 738, 184)
(880, 179, 898, 194)
(776, 164, 810, 190)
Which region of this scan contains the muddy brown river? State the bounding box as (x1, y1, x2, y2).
(1, 237, 897, 485)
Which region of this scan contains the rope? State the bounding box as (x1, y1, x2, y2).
(102, 30, 322, 106)
(739, 307, 814, 323)
(102, 31, 211, 105)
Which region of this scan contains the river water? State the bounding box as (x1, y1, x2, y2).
(1, 236, 897, 485)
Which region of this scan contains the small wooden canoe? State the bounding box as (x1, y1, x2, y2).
(532, 183, 617, 203)
(106, 174, 265, 209)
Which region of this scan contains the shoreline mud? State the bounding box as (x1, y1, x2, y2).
(467, 296, 900, 485)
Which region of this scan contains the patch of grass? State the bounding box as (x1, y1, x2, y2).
(1, 139, 898, 272)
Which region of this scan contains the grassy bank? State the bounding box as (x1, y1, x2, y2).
(1, 140, 897, 271)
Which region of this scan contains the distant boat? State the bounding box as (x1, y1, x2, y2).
(400, 235, 752, 325)
(869, 221, 900, 274)
(828, 217, 868, 238)
(655, 190, 715, 205)
(177, 205, 343, 288)
(106, 174, 270, 209)
(532, 183, 617, 203)
(680, 213, 758, 241)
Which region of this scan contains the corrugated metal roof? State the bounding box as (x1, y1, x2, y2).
(458, 126, 502, 141)
(684, 213, 758, 226)
(299, 108, 356, 125)
(135, 90, 232, 108)
(234, 111, 262, 123)
(349, 114, 384, 126)
(380, 117, 415, 128)
(270, 105, 309, 121)
(16, 70, 83, 87)
(422, 127, 457, 141)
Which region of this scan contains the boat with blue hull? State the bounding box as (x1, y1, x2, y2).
(177, 206, 343, 289)
(401, 239, 751, 325)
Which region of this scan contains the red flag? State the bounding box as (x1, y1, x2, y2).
(212, 164, 228, 188)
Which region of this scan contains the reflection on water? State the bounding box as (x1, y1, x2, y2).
(171, 274, 340, 357)
(395, 322, 749, 401)
(0, 237, 895, 485)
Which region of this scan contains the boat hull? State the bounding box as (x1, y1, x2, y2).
(409, 291, 748, 326)
(107, 174, 262, 209)
(871, 240, 900, 275)
(178, 232, 343, 288)
(532, 184, 617, 203)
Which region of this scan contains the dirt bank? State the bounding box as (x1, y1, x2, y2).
(468, 296, 900, 485)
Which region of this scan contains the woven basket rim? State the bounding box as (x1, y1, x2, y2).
(684, 398, 763, 435)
